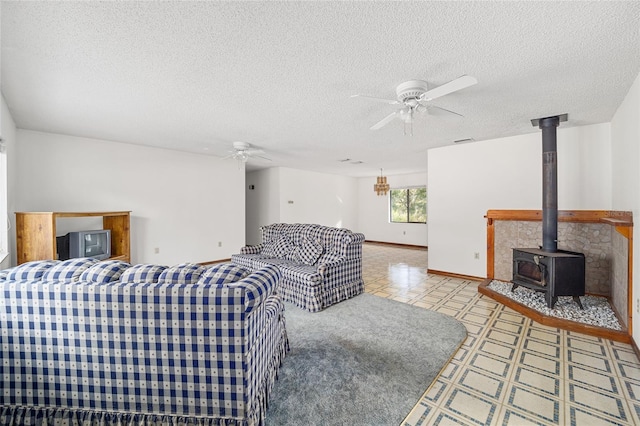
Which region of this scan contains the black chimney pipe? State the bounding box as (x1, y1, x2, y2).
(531, 114, 567, 253)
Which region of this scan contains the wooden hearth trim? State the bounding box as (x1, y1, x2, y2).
(479, 279, 631, 343)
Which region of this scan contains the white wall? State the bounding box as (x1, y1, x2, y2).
(611, 71, 640, 344)
(357, 172, 428, 246)
(15, 130, 245, 265)
(278, 168, 358, 230)
(428, 123, 612, 277)
(246, 168, 280, 245)
(246, 167, 359, 243)
(0, 94, 18, 268)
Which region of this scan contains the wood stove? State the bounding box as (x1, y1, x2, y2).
(512, 248, 585, 308)
(511, 114, 586, 309)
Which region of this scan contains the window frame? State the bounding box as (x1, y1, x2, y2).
(389, 186, 427, 224)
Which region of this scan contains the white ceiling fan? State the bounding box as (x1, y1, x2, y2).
(223, 141, 272, 167)
(351, 75, 477, 135)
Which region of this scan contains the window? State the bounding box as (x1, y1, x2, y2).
(390, 187, 427, 223)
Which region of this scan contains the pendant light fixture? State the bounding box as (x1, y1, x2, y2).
(374, 168, 390, 196)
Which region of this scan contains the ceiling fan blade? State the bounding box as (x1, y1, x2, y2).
(420, 75, 477, 101)
(370, 111, 398, 130)
(351, 94, 400, 105)
(246, 149, 265, 155)
(427, 105, 464, 117)
(254, 155, 272, 162)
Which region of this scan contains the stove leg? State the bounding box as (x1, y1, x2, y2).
(573, 296, 584, 310)
(511, 283, 519, 292)
(547, 293, 557, 309)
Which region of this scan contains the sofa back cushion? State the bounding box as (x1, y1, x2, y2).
(289, 238, 324, 266)
(6, 260, 59, 282)
(79, 260, 132, 283)
(42, 257, 99, 283)
(262, 236, 294, 259)
(158, 263, 206, 284)
(198, 263, 249, 285)
(261, 223, 352, 258)
(119, 264, 167, 284)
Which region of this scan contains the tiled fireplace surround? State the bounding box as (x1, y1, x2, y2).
(484, 210, 633, 336)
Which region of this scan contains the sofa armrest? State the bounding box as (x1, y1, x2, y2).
(349, 232, 366, 244)
(317, 253, 346, 275)
(231, 264, 281, 311)
(241, 244, 263, 255)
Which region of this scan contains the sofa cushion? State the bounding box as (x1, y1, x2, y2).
(199, 263, 249, 285)
(120, 264, 167, 283)
(6, 260, 59, 281)
(79, 260, 132, 283)
(252, 257, 295, 270)
(317, 252, 344, 265)
(262, 236, 294, 259)
(158, 263, 206, 284)
(230, 253, 264, 270)
(278, 263, 323, 286)
(42, 257, 99, 283)
(294, 238, 324, 266)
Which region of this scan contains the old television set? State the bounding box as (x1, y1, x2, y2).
(57, 229, 111, 260)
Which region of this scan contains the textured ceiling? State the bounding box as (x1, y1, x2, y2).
(2, 1, 639, 177)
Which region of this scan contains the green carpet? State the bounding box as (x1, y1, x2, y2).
(265, 293, 467, 425)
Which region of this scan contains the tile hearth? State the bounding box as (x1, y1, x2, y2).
(361, 242, 640, 425)
(487, 280, 622, 331)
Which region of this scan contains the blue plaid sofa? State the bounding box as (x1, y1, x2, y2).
(231, 223, 365, 313)
(0, 258, 288, 426)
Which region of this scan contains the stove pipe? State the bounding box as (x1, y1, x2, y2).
(531, 114, 568, 253)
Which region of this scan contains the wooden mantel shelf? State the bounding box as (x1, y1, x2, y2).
(485, 209, 633, 226)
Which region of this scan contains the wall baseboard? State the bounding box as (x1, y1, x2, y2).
(427, 269, 484, 282)
(365, 240, 427, 250)
(199, 258, 231, 266)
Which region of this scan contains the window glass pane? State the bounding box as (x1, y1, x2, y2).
(390, 189, 408, 223)
(408, 187, 427, 223)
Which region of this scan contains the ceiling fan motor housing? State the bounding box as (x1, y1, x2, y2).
(232, 141, 251, 151)
(396, 80, 429, 102)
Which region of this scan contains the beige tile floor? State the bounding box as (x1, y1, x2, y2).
(361, 243, 640, 425)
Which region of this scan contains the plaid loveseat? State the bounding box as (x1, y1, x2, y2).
(231, 223, 365, 313)
(0, 258, 288, 426)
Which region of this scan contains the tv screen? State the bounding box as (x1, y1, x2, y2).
(58, 229, 111, 260)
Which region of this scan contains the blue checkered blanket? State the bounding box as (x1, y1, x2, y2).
(0, 261, 288, 426)
(232, 223, 365, 312)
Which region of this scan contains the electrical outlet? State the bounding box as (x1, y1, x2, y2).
(154, 247, 159, 254)
(474, 252, 480, 260)
(218, 241, 222, 247)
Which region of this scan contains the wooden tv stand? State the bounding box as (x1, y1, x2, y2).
(16, 211, 131, 265)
